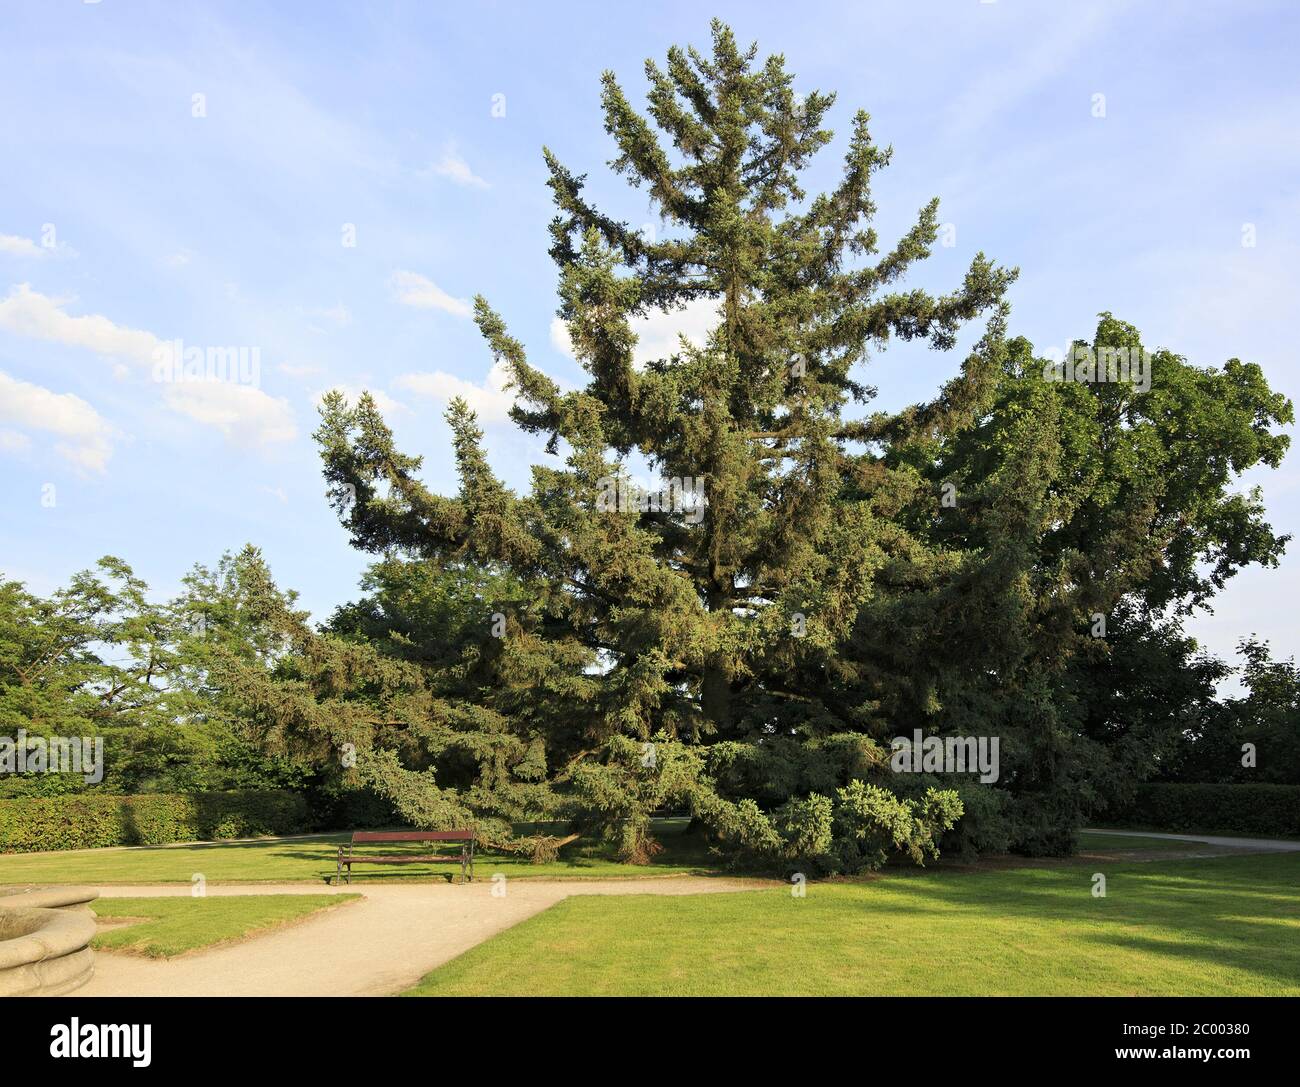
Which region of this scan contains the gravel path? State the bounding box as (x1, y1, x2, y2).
(1083, 829, 1300, 853)
(80, 876, 773, 997)
(77, 832, 1297, 996)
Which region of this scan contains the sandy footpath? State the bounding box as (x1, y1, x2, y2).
(1080, 829, 1300, 853)
(79, 876, 773, 997)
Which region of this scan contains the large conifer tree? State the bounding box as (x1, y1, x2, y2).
(315, 21, 1289, 866)
(316, 21, 1010, 867)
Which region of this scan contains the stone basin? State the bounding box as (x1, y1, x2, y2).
(0, 886, 99, 995)
(0, 884, 99, 912)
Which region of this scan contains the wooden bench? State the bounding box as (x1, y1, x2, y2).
(334, 830, 475, 885)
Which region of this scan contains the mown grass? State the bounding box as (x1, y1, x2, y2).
(406, 852, 1300, 996)
(0, 819, 718, 884)
(0, 825, 1232, 887)
(0, 822, 1254, 890)
(91, 894, 358, 957)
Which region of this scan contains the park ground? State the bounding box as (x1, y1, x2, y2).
(1, 825, 1297, 996)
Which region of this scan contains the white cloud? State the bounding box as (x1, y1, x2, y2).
(394, 360, 515, 423)
(0, 283, 162, 365)
(261, 485, 288, 504)
(429, 147, 489, 189)
(0, 370, 116, 472)
(0, 429, 31, 452)
(390, 270, 472, 317)
(162, 381, 296, 446)
(0, 235, 43, 258)
(0, 285, 297, 446)
(550, 298, 721, 369)
(161, 249, 194, 268)
(550, 316, 575, 359)
(632, 299, 720, 367)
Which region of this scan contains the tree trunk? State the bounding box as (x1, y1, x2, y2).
(701, 660, 733, 730)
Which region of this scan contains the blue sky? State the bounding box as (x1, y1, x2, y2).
(1, 0, 1297, 677)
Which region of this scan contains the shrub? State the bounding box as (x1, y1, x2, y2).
(833, 782, 963, 872)
(0, 790, 311, 853)
(1111, 783, 1300, 837)
(938, 783, 1012, 861)
(1003, 790, 1081, 857)
(887, 773, 1014, 861)
(307, 783, 402, 831)
(773, 793, 835, 865)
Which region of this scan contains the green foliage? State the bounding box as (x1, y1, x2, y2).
(566, 735, 959, 874)
(936, 782, 1012, 860)
(774, 793, 835, 864)
(0, 547, 328, 798)
(841, 313, 1291, 852)
(0, 790, 311, 852)
(1, 22, 1290, 870)
(306, 21, 1291, 867)
(1226, 640, 1300, 784)
(832, 781, 962, 871)
(1159, 638, 1300, 786)
(311, 21, 1012, 869)
(1113, 783, 1300, 837)
(0, 558, 202, 795)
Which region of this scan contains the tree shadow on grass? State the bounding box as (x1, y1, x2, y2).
(884, 853, 1300, 990)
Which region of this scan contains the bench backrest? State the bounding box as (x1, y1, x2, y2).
(351, 830, 473, 843)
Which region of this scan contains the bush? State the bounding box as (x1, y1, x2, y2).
(0, 790, 312, 853)
(1111, 783, 1300, 837)
(306, 782, 402, 831)
(938, 784, 1012, 861)
(1003, 790, 1081, 857)
(832, 782, 963, 872)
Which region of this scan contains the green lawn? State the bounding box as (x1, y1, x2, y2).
(0, 819, 718, 885)
(0, 825, 1231, 887)
(91, 894, 358, 957)
(406, 852, 1300, 996)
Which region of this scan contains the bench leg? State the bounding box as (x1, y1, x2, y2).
(336, 846, 351, 886)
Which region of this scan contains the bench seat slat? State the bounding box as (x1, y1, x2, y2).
(336, 828, 475, 885)
(342, 854, 463, 864)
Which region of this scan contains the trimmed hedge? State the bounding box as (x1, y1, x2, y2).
(1111, 783, 1300, 838)
(0, 790, 311, 853)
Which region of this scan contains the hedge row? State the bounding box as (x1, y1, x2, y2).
(0, 790, 312, 853)
(1111, 783, 1300, 837)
